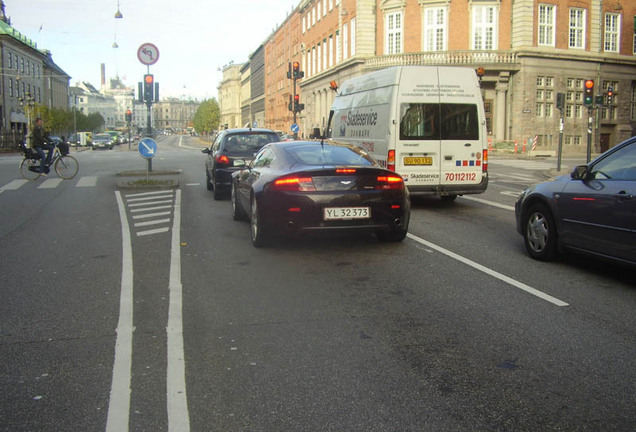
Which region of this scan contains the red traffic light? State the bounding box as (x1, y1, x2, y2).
(584, 79, 594, 89)
(144, 74, 154, 84)
(294, 94, 300, 102)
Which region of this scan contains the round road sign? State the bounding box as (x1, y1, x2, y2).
(137, 43, 160, 66)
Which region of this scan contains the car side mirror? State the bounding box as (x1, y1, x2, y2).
(571, 165, 589, 180)
(201, 148, 210, 154)
(233, 159, 247, 168)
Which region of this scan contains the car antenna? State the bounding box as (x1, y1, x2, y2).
(320, 110, 334, 148)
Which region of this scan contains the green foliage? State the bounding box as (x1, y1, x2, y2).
(30, 104, 104, 135)
(192, 99, 220, 134)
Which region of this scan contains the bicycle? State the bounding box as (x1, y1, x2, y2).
(19, 141, 79, 180)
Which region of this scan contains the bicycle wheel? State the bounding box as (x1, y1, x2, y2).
(54, 155, 79, 179)
(20, 158, 41, 180)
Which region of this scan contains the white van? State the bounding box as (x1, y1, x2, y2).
(329, 66, 488, 199)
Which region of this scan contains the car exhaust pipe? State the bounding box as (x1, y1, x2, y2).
(287, 221, 295, 229)
(394, 218, 402, 228)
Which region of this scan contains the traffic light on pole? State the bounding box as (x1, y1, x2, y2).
(584, 79, 594, 106)
(292, 61, 304, 79)
(125, 109, 132, 122)
(288, 95, 293, 111)
(606, 86, 614, 105)
(293, 94, 305, 113)
(144, 74, 154, 102)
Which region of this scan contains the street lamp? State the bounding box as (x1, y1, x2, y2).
(114, 0, 123, 18)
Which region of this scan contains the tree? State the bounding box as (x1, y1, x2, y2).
(192, 98, 220, 134)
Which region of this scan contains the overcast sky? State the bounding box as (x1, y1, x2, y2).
(7, 0, 299, 100)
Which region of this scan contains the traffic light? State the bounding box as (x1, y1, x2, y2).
(288, 95, 293, 111)
(144, 74, 154, 102)
(125, 109, 132, 122)
(584, 79, 594, 106)
(287, 62, 292, 79)
(556, 92, 565, 111)
(293, 94, 305, 113)
(292, 61, 304, 79)
(606, 86, 614, 105)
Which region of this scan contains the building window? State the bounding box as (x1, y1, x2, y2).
(423, 7, 447, 52)
(538, 4, 555, 46)
(9, 78, 13, 97)
(536, 76, 554, 117)
(472, 5, 497, 50)
(351, 18, 356, 55)
(385, 11, 403, 54)
(343, 22, 349, 60)
(8, 52, 12, 69)
(569, 8, 586, 49)
(604, 13, 620, 53)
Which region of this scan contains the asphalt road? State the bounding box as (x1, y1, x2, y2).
(0, 136, 634, 431)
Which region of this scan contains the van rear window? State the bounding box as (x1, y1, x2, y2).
(400, 103, 479, 141)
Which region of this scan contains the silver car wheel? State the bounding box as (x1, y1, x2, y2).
(526, 211, 548, 253)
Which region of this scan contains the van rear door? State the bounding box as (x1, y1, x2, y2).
(395, 67, 486, 196)
(436, 70, 485, 194)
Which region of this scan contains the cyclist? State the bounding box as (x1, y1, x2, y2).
(32, 117, 54, 176)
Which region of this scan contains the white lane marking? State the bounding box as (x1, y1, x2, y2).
(130, 205, 173, 213)
(166, 189, 190, 431)
(76, 176, 98, 187)
(137, 227, 170, 236)
(126, 190, 174, 198)
(461, 195, 515, 211)
(1, 179, 29, 190)
(135, 218, 171, 227)
(127, 193, 174, 202)
(407, 233, 569, 307)
(37, 178, 63, 189)
(107, 191, 135, 432)
(128, 199, 173, 207)
(132, 211, 171, 220)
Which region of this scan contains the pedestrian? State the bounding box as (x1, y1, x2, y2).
(32, 117, 54, 176)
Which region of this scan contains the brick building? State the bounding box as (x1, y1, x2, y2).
(225, 0, 636, 153)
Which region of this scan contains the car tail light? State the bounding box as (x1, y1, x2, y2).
(336, 168, 356, 174)
(216, 154, 230, 165)
(482, 149, 488, 172)
(376, 175, 404, 190)
(273, 176, 316, 191)
(387, 150, 395, 171)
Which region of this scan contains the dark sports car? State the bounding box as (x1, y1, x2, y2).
(231, 140, 411, 247)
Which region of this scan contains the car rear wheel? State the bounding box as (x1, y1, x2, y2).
(376, 227, 408, 242)
(523, 203, 557, 261)
(212, 176, 223, 200)
(206, 171, 213, 191)
(250, 195, 269, 247)
(231, 183, 246, 221)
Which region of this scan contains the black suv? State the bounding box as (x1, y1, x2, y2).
(202, 128, 280, 200)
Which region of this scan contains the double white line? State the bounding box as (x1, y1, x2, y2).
(108, 190, 189, 431)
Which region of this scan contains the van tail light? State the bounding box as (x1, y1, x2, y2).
(387, 150, 395, 171)
(216, 154, 230, 165)
(273, 176, 316, 191)
(482, 149, 488, 172)
(376, 175, 404, 190)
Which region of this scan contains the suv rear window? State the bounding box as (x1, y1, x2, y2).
(224, 133, 279, 153)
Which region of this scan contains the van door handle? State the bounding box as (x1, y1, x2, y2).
(464, 143, 472, 147)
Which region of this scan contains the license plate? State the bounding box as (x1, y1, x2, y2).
(324, 207, 370, 220)
(404, 156, 433, 165)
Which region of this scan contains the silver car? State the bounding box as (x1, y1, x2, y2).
(515, 136, 636, 266)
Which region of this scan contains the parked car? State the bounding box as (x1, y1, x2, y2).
(515, 136, 636, 266)
(231, 140, 411, 247)
(202, 128, 280, 200)
(92, 133, 114, 150)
